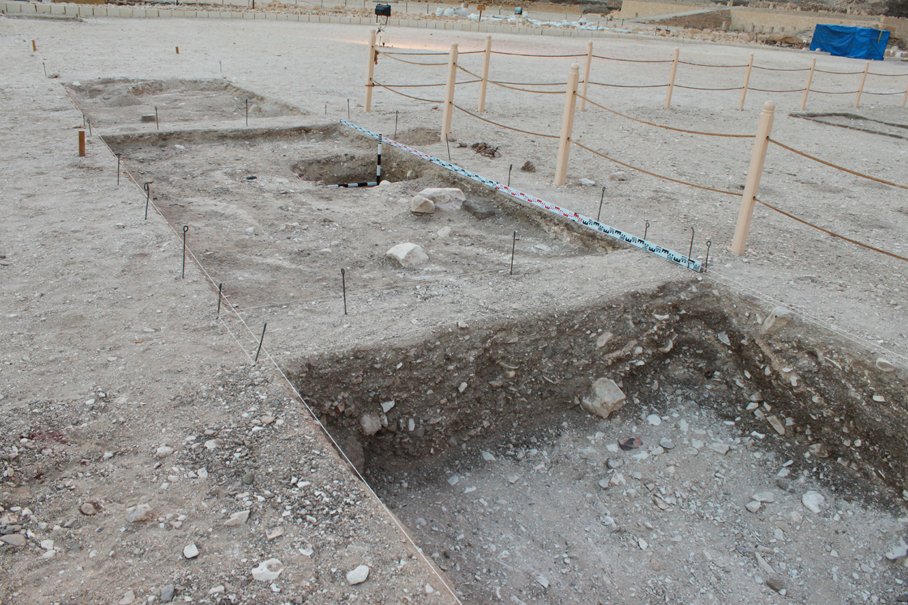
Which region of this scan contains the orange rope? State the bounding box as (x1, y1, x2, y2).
(768, 138, 908, 190)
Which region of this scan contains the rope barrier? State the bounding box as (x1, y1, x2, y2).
(752, 65, 810, 72)
(373, 82, 443, 104)
(571, 140, 740, 196)
(867, 71, 908, 78)
(451, 103, 560, 138)
(458, 65, 565, 94)
(576, 93, 754, 139)
(490, 50, 586, 58)
(754, 198, 908, 263)
(863, 90, 905, 96)
(592, 54, 673, 63)
(679, 60, 749, 68)
(587, 81, 669, 89)
(379, 50, 448, 56)
(747, 87, 805, 93)
(675, 84, 744, 91)
(490, 79, 568, 86)
(379, 53, 447, 67)
(815, 68, 866, 75)
(809, 88, 861, 95)
(376, 80, 480, 88)
(768, 138, 908, 190)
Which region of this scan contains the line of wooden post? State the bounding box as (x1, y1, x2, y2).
(579, 41, 593, 112)
(364, 29, 377, 113)
(441, 43, 458, 142)
(554, 64, 580, 186)
(739, 53, 754, 111)
(800, 58, 816, 111)
(730, 101, 775, 256)
(477, 35, 492, 113)
(664, 48, 679, 109)
(78, 130, 86, 157)
(854, 60, 869, 108)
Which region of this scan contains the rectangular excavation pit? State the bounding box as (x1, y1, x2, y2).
(289, 283, 908, 604)
(66, 78, 306, 130)
(103, 123, 618, 316)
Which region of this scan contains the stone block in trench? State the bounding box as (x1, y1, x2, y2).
(410, 196, 435, 214)
(417, 187, 465, 210)
(580, 378, 626, 419)
(386, 243, 428, 267)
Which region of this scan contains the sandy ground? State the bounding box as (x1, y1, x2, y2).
(1, 11, 907, 605)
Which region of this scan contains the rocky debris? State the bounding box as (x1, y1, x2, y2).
(224, 510, 250, 526)
(659, 437, 675, 449)
(745, 501, 762, 513)
(752, 491, 775, 503)
(183, 543, 199, 559)
(520, 160, 535, 172)
(709, 442, 730, 455)
(470, 142, 499, 158)
(580, 378, 626, 419)
(619, 436, 642, 450)
(462, 199, 496, 219)
(802, 490, 826, 514)
(536, 575, 549, 588)
(609, 171, 627, 181)
(119, 591, 135, 605)
(155, 444, 174, 458)
(579, 178, 596, 186)
(0, 534, 25, 546)
(360, 413, 382, 436)
(417, 187, 465, 210)
(251, 558, 284, 581)
(760, 307, 792, 335)
(766, 415, 785, 436)
(346, 564, 371, 585)
(266, 527, 284, 541)
(646, 414, 661, 426)
(160, 585, 175, 603)
(125, 504, 152, 523)
(410, 196, 435, 215)
(437, 226, 451, 237)
(886, 538, 908, 561)
(386, 243, 428, 267)
(766, 577, 785, 593)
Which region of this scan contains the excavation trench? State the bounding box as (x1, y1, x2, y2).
(289, 282, 908, 603)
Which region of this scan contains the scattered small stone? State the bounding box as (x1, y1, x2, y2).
(801, 490, 826, 514)
(447, 475, 460, 486)
(0, 534, 25, 546)
(767, 415, 785, 436)
(410, 196, 435, 215)
(875, 357, 896, 372)
(119, 591, 135, 605)
(386, 243, 428, 267)
(252, 558, 284, 582)
(886, 538, 908, 561)
(709, 443, 730, 455)
(225, 510, 250, 526)
(346, 564, 370, 585)
(619, 436, 642, 451)
(766, 577, 784, 593)
(208, 585, 225, 595)
(480, 450, 495, 461)
(266, 527, 284, 541)
(579, 178, 596, 186)
(606, 458, 623, 469)
(646, 414, 662, 426)
(360, 413, 382, 436)
(242, 471, 255, 485)
(458, 381, 468, 393)
(608, 171, 627, 181)
(417, 188, 465, 210)
(155, 445, 174, 458)
(716, 331, 731, 346)
(760, 307, 792, 335)
(536, 575, 549, 588)
(79, 502, 98, 516)
(598, 478, 610, 489)
(160, 585, 175, 603)
(183, 543, 199, 559)
(745, 501, 762, 513)
(520, 160, 535, 172)
(437, 226, 451, 237)
(659, 438, 675, 449)
(381, 400, 395, 413)
(125, 504, 152, 523)
(752, 491, 775, 503)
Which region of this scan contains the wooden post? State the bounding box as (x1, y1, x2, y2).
(31, 40, 36, 52)
(478, 36, 492, 112)
(738, 53, 754, 111)
(800, 58, 816, 111)
(730, 102, 775, 256)
(664, 48, 679, 109)
(441, 43, 459, 142)
(176, 47, 180, 54)
(365, 30, 377, 113)
(579, 41, 593, 111)
(554, 64, 580, 186)
(854, 60, 869, 108)
(78, 131, 86, 157)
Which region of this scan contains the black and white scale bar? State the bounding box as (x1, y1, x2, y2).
(327, 135, 383, 189)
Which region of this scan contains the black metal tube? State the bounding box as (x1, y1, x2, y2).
(341, 268, 347, 315)
(704, 240, 712, 272)
(254, 322, 267, 364)
(510, 231, 517, 276)
(597, 187, 605, 222)
(216, 283, 222, 318)
(143, 182, 151, 220)
(181, 225, 188, 278)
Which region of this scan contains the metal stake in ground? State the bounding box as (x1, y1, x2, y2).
(686, 226, 695, 269)
(596, 186, 605, 222)
(254, 322, 267, 364)
(245, 98, 249, 126)
(510, 231, 517, 276)
(87, 118, 91, 137)
(155, 107, 159, 130)
(143, 182, 152, 220)
(347, 99, 351, 121)
(341, 268, 347, 315)
(394, 110, 399, 139)
(446, 136, 451, 162)
(115, 153, 121, 188)
(508, 164, 512, 188)
(643, 220, 650, 241)
(704, 240, 712, 272)
(216, 282, 223, 318)
(181, 225, 189, 279)
(43, 62, 47, 78)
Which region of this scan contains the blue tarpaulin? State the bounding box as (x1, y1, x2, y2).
(810, 24, 890, 60)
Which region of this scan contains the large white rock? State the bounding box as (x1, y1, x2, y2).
(125, 504, 152, 523)
(346, 564, 371, 585)
(417, 187, 465, 210)
(801, 490, 826, 514)
(410, 196, 435, 214)
(360, 413, 382, 436)
(224, 510, 250, 526)
(251, 558, 284, 581)
(386, 243, 428, 267)
(580, 378, 626, 419)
